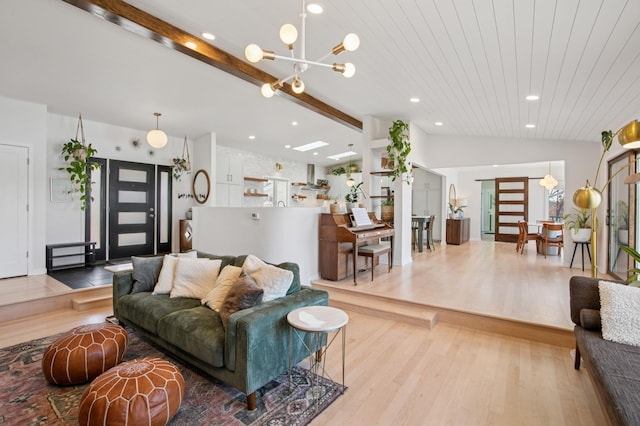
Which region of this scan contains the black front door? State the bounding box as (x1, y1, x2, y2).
(108, 160, 156, 259)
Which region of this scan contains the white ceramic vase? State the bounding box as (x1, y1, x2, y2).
(571, 228, 591, 243)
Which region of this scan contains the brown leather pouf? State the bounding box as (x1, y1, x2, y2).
(79, 358, 185, 426)
(42, 323, 128, 385)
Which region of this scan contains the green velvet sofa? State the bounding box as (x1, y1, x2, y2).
(112, 252, 329, 410)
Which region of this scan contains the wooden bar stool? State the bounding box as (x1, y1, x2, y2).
(358, 244, 391, 281)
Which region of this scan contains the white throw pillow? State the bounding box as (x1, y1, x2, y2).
(599, 280, 640, 346)
(153, 255, 179, 295)
(174, 251, 197, 258)
(202, 265, 243, 311)
(170, 258, 221, 299)
(242, 254, 293, 302)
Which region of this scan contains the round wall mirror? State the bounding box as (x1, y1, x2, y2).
(192, 169, 210, 204)
(448, 184, 457, 207)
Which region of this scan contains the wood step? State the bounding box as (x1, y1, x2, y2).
(314, 283, 438, 329)
(312, 281, 574, 348)
(72, 294, 112, 312)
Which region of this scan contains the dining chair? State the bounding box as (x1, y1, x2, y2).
(411, 218, 419, 251)
(541, 223, 564, 258)
(426, 215, 436, 251)
(517, 221, 540, 254)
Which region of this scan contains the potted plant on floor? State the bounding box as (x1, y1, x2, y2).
(563, 208, 591, 242)
(59, 114, 100, 211)
(386, 120, 412, 184)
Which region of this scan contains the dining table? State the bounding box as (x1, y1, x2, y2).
(412, 215, 431, 252)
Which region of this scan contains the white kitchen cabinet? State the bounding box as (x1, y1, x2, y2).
(216, 155, 243, 185)
(215, 183, 243, 207)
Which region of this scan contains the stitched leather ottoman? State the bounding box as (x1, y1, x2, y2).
(79, 358, 184, 426)
(42, 323, 128, 385)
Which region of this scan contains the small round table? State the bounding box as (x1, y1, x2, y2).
(287, 306, 348, 410)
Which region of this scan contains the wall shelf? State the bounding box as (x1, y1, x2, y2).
(244, 192, 268, 197)
(370, 170, 394, 176)
(244, 176, 268, 182)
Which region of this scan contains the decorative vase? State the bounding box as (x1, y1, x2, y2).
(571, 228, 590, 243)
(330, 202, 340, 214)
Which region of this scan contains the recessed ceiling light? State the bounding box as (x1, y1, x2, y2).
(410, 97, 420, 103)
(248, 135, 256, 140)
(293, 140, 328, 152)
(434, 121, 443, 126)
(313, 152, 318, 156)
(525, 95, 539, 101)
(285, 145, 291, 149)
(307, 3, 323, 14)
(525, 123, 536, 129)
(185, 41, 197, 49)
(493, 164, 499, 168)
(292, 121, 298, 126)
(201, 32, 216, 41)
(327, 149, 357, 160)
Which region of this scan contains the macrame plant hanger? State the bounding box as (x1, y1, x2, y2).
(182, 136, 191, 172)
(76, 113, 86, 145)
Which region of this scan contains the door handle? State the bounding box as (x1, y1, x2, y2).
(149, 214, 155, 218)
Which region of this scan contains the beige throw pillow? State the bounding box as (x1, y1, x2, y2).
(170, 258, 221, 299)
(202, 265, 243, 311)
(153, 255, 179, 295)
(599, 280, 640, 346)
(242, 254, 293, 302)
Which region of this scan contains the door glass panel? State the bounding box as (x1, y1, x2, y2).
(90, 166, 102, 249)
(609, 154, 632, 278)
(119, 169, 147, 183)
(159, 170, 169, 243)
(118, 233, 146, 246)
(118, 190, 147, 203)
(118, 212, 147, 224)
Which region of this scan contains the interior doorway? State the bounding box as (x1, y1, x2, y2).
(0, 144, 28, 278)
(480, 181, 495, 241)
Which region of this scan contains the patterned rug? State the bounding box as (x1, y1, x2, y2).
(0, 327, 345, 425)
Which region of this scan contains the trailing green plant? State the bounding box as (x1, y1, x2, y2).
(171, 157, 191, 181)
(331, 166, 346, 176)
(345, 182, 364, 203)
(59, 138, 99, 210)
(563, 208, 590, 233)
(387, 120, 411, 183)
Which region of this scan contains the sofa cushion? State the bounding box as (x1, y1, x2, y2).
(575, 326, 640, 425)
(202, 265, 243, 311)
(242, 255, 293, 302)
(220, 273, 263, 329)
(157, 306, 225, 368)
(153, 252, 198, 295)
(117, 293, 200, 334)
(599, 280, 640, 346)
(170, 258, 221, 299)
(195, 251, 236, 269)
(131, 256, 163, 293)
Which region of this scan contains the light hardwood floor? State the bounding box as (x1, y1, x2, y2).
(0, 240, 607, 424)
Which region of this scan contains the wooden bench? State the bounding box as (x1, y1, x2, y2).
(357, 244, 391, 281)
(46, 241, 96, 272)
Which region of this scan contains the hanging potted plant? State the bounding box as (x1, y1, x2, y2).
(59, 114, 99, 210)
(563, 208, 591, 242)
(387, 120, 412, 184)
(172, 136, 192, 181)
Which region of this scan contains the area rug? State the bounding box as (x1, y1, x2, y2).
(0, 327, 346, 425)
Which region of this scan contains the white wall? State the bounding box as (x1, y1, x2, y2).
(192, 206, 322, 285)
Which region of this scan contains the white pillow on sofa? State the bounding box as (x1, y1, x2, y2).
(170, 258, 221, 299)
(599, 280, 640, 346)
(242, 254, 293, 302)
(153, 255, 178, 295)
(202, 265, 243, 311)
(152, 252, 199, 295)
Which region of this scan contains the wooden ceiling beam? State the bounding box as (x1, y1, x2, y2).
(60, 0, 363, 131)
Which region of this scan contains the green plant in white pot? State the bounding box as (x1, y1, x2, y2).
(563, 208, 591, 242)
